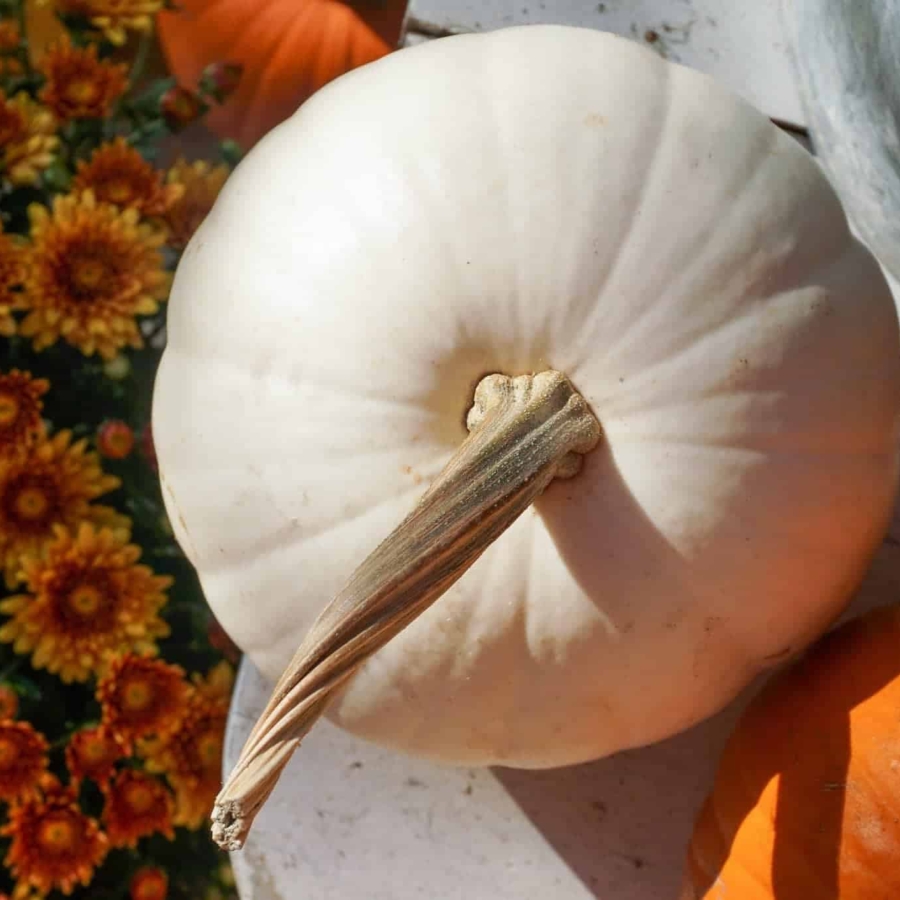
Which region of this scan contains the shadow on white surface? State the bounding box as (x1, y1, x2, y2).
(224, 512, 900, 900)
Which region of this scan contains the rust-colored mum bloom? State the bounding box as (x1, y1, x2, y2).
(98, 654, 188, 745)
(3, 777, 108, 896)
(0, 683, 18, 718)
(0, 370, 49, 459)
(96, 420, 135, 460)
(130, 866, 168, 900)
(54, 0, 164, 46)
(72, 139, 183, 216)
(0, 21, 22, 75)
(65, 726, 124, 788)
(0, 430, 125, 588)
(103, 769, 174, 848)
(142, 663, 232, 829)
(0, 91, 58, 186)
(0, 721, 48, 802)
(20, 191, 169, 360)
(0, 523, 171, 683)
(0, 227, 26, 337)
(38, 38, 127, 120)
(162, 159, 229, 249)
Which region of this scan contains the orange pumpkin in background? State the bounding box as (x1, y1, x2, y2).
(157, 0, 401, 150)
(682, 604, 900, 899)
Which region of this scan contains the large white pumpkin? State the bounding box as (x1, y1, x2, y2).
(153, 26, 900, 770)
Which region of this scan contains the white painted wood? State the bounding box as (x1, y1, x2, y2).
(225, 493, 900, 900)
(401, 0, 806, 128)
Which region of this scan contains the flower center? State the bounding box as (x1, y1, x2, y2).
(122, 680, 153, 712)
(68, 583, 104, 618)
(125, 782, 155, 813)
(0, 736, 17, 768)
(65, 80, 100, 106)
(72, 256, 108, 291)
(37, 813, 78, 853)
(13, 485, 49, 521)
(106, 179, 133, 203)
(0, 392, 19, 427)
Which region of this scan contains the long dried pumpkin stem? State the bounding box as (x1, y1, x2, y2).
(211, 370, 602, 851)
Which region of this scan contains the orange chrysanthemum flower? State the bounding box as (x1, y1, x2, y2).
(0, 370, 49, 459)
(142, 662, 233, 829)
(0, 523, 171, 683)
(130, 866, 168, 900)
(0, 430, 126, 587)
(0, 683, 18, 718)
(73, 139, 183, 216)
(20, 191, 170, 360)
(103, 769, 174, 848)
(54, 0, 164, 46)
(3, 777, 108, 896)
(0, 22, 22, 80)
(38, 38, 127, 120)
(0, 227, 26, 336)
(0, 721, 48, 802)
(162, 159, 229, 249)
(65, 726, 124, 788)
(0, 91, 58, 186)
(98, 654, 188, 745)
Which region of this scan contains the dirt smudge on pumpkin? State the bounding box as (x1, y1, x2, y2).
(584, 112, 607, 127)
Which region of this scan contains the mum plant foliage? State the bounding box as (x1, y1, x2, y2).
(0, 1, 242, 896)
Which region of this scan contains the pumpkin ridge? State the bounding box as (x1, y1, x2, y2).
(566, 60, 673, 370)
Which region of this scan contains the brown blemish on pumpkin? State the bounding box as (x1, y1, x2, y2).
(584, 112, 606, 127)
(401, 464, 424, 485)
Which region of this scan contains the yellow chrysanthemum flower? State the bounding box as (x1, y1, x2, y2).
(0, 523, 172, 683)
(98, 653, 188, 746)
(73, 138, 184, 216)
(37, 37, 127, 120)
(141, 662, 233, 829)
(0, 429, 127, 587)
(20, 191, 170, 360)
(3, 776, 109, 897)
(48, 0, 164, 46)
(0, 370, 49, 459)
(162, 159, 229, 249)
(0, 90, 58, 187)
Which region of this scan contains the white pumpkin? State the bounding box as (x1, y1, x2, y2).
(153, 26, 900, 772)
(786, 0, 900, 286)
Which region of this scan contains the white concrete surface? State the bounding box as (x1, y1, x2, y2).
(401, 0, 806, 129)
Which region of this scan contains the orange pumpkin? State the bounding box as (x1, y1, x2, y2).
(682, 604, 900, 899)
(157, 0, 395, 150)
